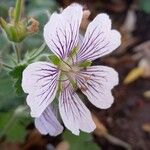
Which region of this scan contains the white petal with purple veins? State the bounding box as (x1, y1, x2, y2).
(44, 3, 83, 59)
(22, 62, 59, 117)
(35, 106, 63, 136)
(77, 66, 119, 109)
(59, 83, 96, 135)
(77, 14, 121, 62)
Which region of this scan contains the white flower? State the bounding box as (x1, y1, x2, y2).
(22, 3, 121, 136)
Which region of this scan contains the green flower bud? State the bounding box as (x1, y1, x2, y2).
(0, 17, 26, 42)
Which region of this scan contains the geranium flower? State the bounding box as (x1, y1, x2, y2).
(22, 3, 121, 136)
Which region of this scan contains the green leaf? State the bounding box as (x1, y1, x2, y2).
(9, 64, 26, 95)
(63, 131, 99, 150)
(0, 70, 23, 111)
(0, 111, 32, 142)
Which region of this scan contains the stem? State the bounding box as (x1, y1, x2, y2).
(14, 0, 23, 24)
(12, 43, 20, 63)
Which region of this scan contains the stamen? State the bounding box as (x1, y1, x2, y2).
(77, 72, 92, 81)
(80, 85, 88, 91)
(84, 75, 91, 81)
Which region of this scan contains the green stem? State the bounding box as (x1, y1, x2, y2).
(12, 43, 20, 63)
(14, 0, 23, 24)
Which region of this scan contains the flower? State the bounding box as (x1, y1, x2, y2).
(22, 3, 121, 136)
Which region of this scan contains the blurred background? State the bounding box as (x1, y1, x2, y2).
(0, 0, 150, 150)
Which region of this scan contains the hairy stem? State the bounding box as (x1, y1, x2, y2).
(14, 0, 23, 23)
(12, 43, 20, 63)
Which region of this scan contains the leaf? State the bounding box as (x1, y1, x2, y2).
(0, 70, 23, 111)
(9, 65, 26, 95)
(0, 112, 32, 142)
(63, 130, 99, 150)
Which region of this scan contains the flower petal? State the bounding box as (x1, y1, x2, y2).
(22, 62, 59, 117)
(59, 83, 96, 135)
(77, 13, 121, 62)
(44, 3, 83, 59)
(35, 106, 63, 136)
(77, 66, 119, 109)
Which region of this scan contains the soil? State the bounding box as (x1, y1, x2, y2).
(92, 56, 150, 150)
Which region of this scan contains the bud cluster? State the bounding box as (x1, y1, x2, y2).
(0, 0, 39, 43)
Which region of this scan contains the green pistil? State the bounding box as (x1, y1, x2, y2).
(58, 72, 77, 90)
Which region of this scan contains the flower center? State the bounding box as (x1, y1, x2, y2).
(60, 63, 80, 82)
(49, 50, 92, 91)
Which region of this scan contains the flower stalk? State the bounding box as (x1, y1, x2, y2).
(12, 43, 20, 63)
(14, 0, 23, 24)
(0, 0, 39, 43)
